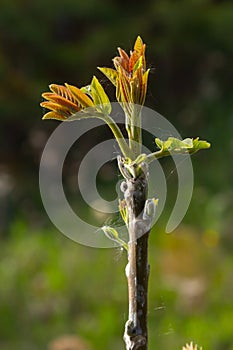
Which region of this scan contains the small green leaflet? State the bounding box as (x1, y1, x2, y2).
(155, 137, 211, 154)
(90, 76, 111, 115)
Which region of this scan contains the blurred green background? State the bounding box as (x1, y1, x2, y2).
(0, 0, 233, 349)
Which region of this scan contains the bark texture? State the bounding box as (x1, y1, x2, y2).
(122, 167, 151, 350)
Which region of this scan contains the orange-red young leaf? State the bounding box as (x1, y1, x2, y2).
(41, 93, 81, 112)
(42, 111, 68, 121)
(65, 84, 94, 108)
(118, 48, 130, 61)
(129, 51, 140, 73)
(40, 101, 74, 117)
(49, 84, 77, 104)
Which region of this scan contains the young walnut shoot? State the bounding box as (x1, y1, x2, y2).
(41, 36, 210, 350)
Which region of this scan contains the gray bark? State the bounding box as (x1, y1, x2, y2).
(120, 163, 153, 350)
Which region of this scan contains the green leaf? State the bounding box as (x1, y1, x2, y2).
(191, 137, 211, 153)
(101, 226, 128, 251)
(90, 76, 111, 115)
(119, 199, 128, 226)
(98, 67, 118, 86)
(80, 85, 92, 97)
(155, 137, 211, 154)
(154, 138, 164, 149)
(155, 137, 193, 151)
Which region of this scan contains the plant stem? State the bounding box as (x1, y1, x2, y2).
(122, 169, 150, 350)
(129, 106, 142, 158)
(104, 115, 135, 159)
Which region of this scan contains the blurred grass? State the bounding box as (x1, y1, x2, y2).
(0, 217, 232, 349)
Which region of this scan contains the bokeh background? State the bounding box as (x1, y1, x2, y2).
(0, 0, 233, 349)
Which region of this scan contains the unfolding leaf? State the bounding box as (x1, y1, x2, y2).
(118, 48, 130, 61)
(40, 101, 71, 117)
(155, 137, 193, 151)
(119, 199, 128, 226)
(42, 111, 67, 121)
(192, 137, 211, 151)
(130, 76, 140, 105)
(155, 137, 211, 154)
(134, 36, 143, 55)
(118, 68, 131, 103)
(129, 50, 139, 72)
(41, 93, 80, 112)
(90, 76, 111, 115)
(132, 56, 143, 74)
(49, 84, 77, 103)
(140, 69, 150, 105)
(101, 226, 128, 251)
(80, 84, 92, 97)
(65, 83, 94, 108)
(154, 138, 163, 149)
(98, 67, 118, 86)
